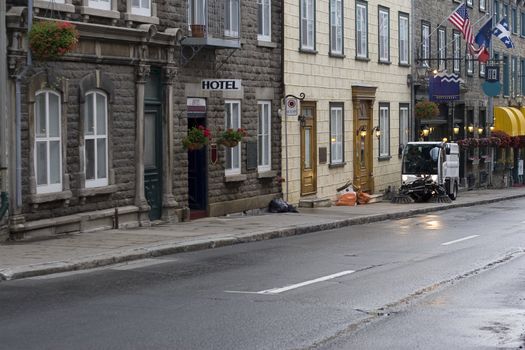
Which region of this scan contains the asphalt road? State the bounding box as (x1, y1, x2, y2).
(1, 199, 524, 350)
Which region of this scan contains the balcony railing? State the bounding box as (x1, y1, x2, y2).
(182, 0, 241, 49)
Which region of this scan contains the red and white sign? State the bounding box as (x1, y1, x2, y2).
(285, 98, 298, 117)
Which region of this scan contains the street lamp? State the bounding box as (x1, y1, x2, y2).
(421, 125, 430, 137)
(468, 124, 474, 133)
(477, 126, 484, 134)
(453, 124, 460, 135)
(372, 126, 381, 139)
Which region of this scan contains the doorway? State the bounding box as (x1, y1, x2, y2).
(187, 117, 208, 219)
(300, 102, 317, 195)
(144, 105, 163, 220)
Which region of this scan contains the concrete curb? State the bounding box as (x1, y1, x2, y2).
(2, 192, 525, 281)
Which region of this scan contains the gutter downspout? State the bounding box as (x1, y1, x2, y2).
(281, 0, 288, 202)
(0, 0, 8, 219)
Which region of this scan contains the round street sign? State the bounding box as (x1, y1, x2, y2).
(482, 81, 501, 97)
(285, 98, 298, 117)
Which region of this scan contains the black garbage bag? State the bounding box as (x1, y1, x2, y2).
(268, 198, 299, 213)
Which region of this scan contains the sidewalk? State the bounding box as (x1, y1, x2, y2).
(2, 187, 525, 281)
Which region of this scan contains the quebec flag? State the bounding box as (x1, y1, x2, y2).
(493, 18, 514, 48)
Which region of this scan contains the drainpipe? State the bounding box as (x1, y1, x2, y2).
(0, 0, 8, 219)
(280, 0, 288, 201)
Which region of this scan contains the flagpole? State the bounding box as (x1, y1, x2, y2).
(488, 1, 495, 187)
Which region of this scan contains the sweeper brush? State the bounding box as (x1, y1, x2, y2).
(428, 194, 452, 203)
(391, 194, 414, 204)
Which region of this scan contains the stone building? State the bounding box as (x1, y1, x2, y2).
(4, 0, 282, 239)
(282, 0, 412, 205)
(411, 0, 525, 189)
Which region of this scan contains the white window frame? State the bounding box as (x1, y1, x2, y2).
(300, 0, 315, 50)
(511, 56, 517, 97)
(399, 13, 409, 65)
(85, 91, 109, 188)
(399, 105, 409, 151)
(43, 0, 65, 3)
(188, 0, 207, 29)
(438, 27, 446, 70)
(257, 101, 271, 172)
(378, 7, 389, 63)
(330, 105, 343, 164)
(480, 62, 486, 77)
(257, 0, 271, 41)
(421, 22, 430, 67)
(356, 1, 368, 58)
(88, 0, 111, 10)
(330, 0, 343, 55)
(35, 90, 62, 194)
(453, 31, 461, 73)
(466, 0, 473, 7)
(479, 0, 485, 11)
(224, 0, 240, 37)
(132, 0, 151, 16)
(467, 53, 474, 75)
(379, 104, 390, 158)
(225, 100, 241, 176)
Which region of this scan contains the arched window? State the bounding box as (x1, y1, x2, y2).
(35, 90, 62, 194)
(85, 91, 108, 187)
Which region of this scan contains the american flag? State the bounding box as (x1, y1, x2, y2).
(448, 3, 474, 44)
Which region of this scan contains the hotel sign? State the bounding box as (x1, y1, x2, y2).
(201, 79, 241, 91)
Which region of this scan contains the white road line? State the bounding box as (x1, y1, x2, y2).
(441, 235, 480, 246)
(225, 270, 355, 295)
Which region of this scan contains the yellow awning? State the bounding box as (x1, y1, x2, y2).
(508, 107, 525, 135)
(494, 107, 521, 136)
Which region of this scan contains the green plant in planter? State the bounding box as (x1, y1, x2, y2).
(182, 125, 212, 150)
(29, 21, 79, 60)
(415, 100, 439, 119)
(217, 128, 248, 147)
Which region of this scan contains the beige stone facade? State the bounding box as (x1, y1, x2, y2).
(282, 0, 411, 204)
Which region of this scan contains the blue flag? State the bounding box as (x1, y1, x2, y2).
(475, 18, 492, 48)
(493, 18, 514, 48)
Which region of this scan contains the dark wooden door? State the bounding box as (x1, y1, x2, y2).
(144, 105, 163, 220)
(188, 117, 208, 218)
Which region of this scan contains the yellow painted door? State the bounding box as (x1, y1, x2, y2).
(300, 102, 317, 195)
(354, 101, 372, 193)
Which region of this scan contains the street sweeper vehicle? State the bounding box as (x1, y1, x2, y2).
(394, 142, 460, 203)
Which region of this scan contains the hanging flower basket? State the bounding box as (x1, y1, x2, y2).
(217, 128, 248, 148)
(415, 100, 439, 119)
(182, 125, 212, 150)
(29, 21, 79, 61)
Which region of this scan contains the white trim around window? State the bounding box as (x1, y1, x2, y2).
(225, 0, 240, 37)
(399, 12, 409, 65)
(225, 100, 241, 176)
(85, 91, 109, 188)
(330, 104, 344, 164)
(257, 0, 271, 41)
(300, 0, 315, 50)
(257, 101, 271, 172)
(438, 27, 446, 70)
(35, 90, 62, 194)
(131, 0, 151, 16)
(378, 6, 389, 63)
(379, 103, 390, 159)
(421, 21, 430, 67)
(479, 0, 486, 11)
(399, 104, 409, 152)
(453, 30, 461, 73)
(356, 1, 368, 58)
(330, 0, 343, 55)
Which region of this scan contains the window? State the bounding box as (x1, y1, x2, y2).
(453, 30, 461, 73)
(44, 0, 65, 3)
(399, 104, 409, 153)
(356, 1, 368, 58)
(521, 59, 525, 95)
(225, 100, 241, 175)
(438, 27, 446, 70)
(84, 91, 108, 188)
(512, 7, 518, 34)
(480, 62, 486, 77)
(521, 11, 525, 36)
(503, 3, 508, 19)
(330, 0, 343, 55)
(479, 0, 485, 11)
(89, 0, 110, 10)
(257, 101, 271, 172)
(188, 0, 207, 29)
(132, 0, 151, 16)
(511, 56, 517, 96)
(379, 104, 390, 158)
(466, 0, 473, 7)
(257, 0, 271, 41)
(494, 1, 499, 22)
(330, 104, 343, 164)
(467, 53, 473, 75)
(421, 22, 430, 67)
(300, 0, 315, 50)
(378, 7, 389, 63)
(399, 13, 409, 65)
(35, 91, 62, 194)
(225, 0, 240, 37)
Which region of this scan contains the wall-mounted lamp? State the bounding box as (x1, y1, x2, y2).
(442, 137, 448, 143)
(357, 126, 367, 137)
(421, 125, 430, 137)
(517, 94, 523, 106)
(298, 114, 306, 127)
(477, 126, 484, 134)
(489, 124, 495, 132)
(372, 126, 381, 139)
(453, 124, 460, 135)
(406, 74, 412, 86)
(467, 124, 474, 133)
